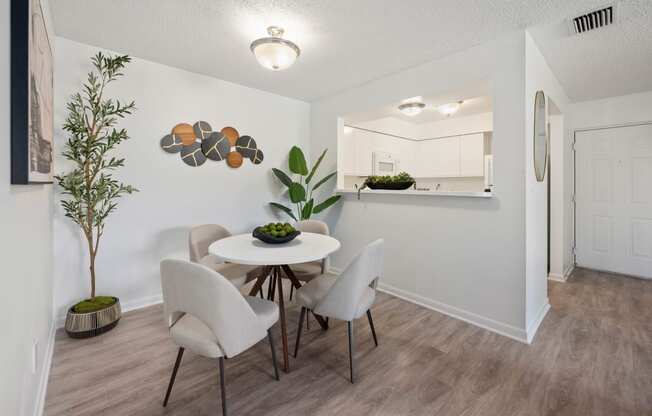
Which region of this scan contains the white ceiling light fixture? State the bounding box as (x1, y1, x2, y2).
(437, 101, 463, 117)
(250, 26, 301, 71)
(398, 102, 426, 117)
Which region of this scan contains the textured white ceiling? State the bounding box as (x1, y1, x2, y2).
(344, 82, 492, 125)
(50, 0, 650, 102)
(529, 1, 652, 101)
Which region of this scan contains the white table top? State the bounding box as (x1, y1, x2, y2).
(208, 232, 341, 266)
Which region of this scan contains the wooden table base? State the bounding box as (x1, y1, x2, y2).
(248, 264, 328, 372)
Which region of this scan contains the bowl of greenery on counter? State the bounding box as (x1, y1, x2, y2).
(253, 222, 301, 244)
(357, 172, 416, 199)
(364, 172, 415, 190)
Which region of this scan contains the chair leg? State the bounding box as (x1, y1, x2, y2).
(294, 307, 306, 358)
(367, 310, 378, 347)
(218, 357, 227, 416)
(306, 310, 310, 330)
(289, 284, 294, 301)
(163, 347, 184, 407)
(348, 321, 355, 384)
(268, 329, 280, 381)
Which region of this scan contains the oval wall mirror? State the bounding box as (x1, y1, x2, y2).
(533, 90, 548, 182)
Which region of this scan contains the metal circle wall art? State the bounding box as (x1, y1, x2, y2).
(160, 121, 264, 169)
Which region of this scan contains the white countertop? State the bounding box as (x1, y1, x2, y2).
(337, 188, 493, 198)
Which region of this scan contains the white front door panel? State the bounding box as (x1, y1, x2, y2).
(576, 124, 652, 278)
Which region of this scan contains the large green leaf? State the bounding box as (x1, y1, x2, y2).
(313, 195, 342, 214)
(301, 199, 314, 220)
(288, 182, 307, 203)
(312, 171, 337, 191)
(272, 168, 292, 187)
(269, 202, 297, 221)
(305, 149, 327, 184)
(288, 146, 308, 176)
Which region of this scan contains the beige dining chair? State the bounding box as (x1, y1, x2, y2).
(160, 259, 280, 415)
(287, 220, 330, 301)
(293, 239, 384, 383)
(189, 224, 261, 288)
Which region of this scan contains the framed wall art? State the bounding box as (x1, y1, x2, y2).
(11, 0, 54, 184)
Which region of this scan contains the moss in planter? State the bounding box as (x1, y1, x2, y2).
(73, 296, 117, 314)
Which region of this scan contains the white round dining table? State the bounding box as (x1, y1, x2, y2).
(208, 232, 341, 372)
(208, 232, 341, 266)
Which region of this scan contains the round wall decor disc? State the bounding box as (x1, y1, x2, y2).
(226, 151, 243, 168)
(193, 121, 212, 140)
(201, 132, 230, 161)
(160, 134, 183, 153)
(221, 127, 240, 146)
(172, 123, 197, 146)
(180, 142, 207, 167)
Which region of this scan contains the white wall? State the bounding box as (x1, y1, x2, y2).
(548, 113, 566, 279)
(0, 0, 55, 415)
(53, 38, 311, 321)
(312, 31, 530, 341)
(523, 31, 570, 339)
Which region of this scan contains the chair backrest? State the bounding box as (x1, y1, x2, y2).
(314, 239, 384, 321)
(296, 219, 329, 235)
(189, 224, 231, 262)
(160, 259, 266, 357)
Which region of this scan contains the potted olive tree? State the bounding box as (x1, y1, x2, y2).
(56, 53, 137, 338)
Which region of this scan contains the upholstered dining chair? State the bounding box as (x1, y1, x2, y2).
(160, 259, 280, 415)
(189, 224, 261, 288)
(293, 239, 384, 383)
(287, 220, 330, 301)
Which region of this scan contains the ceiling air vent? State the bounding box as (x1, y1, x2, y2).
(571, 5, 615, 34)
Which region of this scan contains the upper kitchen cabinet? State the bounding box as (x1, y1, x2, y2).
(459, 133, 485, 177)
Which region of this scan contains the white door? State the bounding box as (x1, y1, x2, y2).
(576, 124, 652, 278)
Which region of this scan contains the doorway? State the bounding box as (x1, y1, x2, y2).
(574, 122, 652, 279)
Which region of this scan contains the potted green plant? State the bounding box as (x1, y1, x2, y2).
(55, 52, 138, 338)
(269, 146, 341, 220)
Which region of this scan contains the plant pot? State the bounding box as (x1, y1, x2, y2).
(65, 297, 121, 339)
(366, 181, 415, 190)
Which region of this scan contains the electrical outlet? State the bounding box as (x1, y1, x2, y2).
(32, 339, 38, 374)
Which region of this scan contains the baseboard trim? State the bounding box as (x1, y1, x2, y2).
(548, 272, 565, 282)
(526, 301, 550, 344)
(34, 322, 56, 416)
(56, 294, 163, 329)
(564, 265, 575, 279)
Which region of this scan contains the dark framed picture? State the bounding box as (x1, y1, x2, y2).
(11, 0, 54, 184)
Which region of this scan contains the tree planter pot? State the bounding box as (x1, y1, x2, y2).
(65, 297, 121, 339)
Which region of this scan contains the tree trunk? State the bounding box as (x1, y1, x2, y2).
(85, 231, 96, 299)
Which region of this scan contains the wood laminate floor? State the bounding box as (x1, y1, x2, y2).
(45, 268, 652, 415)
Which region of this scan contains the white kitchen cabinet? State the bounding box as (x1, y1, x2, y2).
(340, 129, 358, 175)
(355, 129, 373, 176)
(430, 137, 460, 177)
(459, 133, 485, 177)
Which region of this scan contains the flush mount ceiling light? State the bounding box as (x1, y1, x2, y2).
(250, 26, 301, 71)
(437, 101, 463, 117)
(398, 102, 426, 117)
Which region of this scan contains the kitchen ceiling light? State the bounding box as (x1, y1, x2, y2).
(250, 26, 301, 71)
(437, 101, 463, 116)
(398, 102, 426, 117)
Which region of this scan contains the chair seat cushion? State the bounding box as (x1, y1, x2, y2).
(199, 255, 260, 288)
(295, 273, 376, 319)
(170, 314, 223, 358)
(244, 296, 279, 330)
(289, 261, 323, 281)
